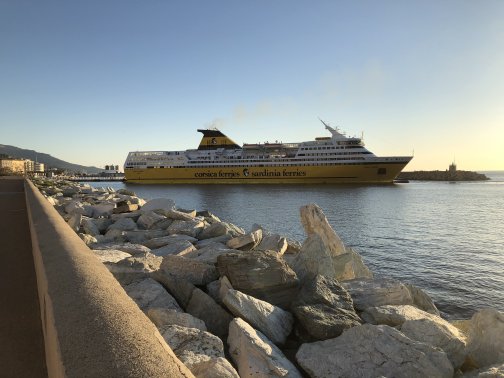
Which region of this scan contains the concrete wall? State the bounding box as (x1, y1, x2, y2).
(24, 179, 194, 378)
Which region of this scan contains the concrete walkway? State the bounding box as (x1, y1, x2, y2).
(0, 177, 47, 377)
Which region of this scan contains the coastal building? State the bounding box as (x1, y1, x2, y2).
(0, 157, 26, 174)
(24, 159, 34, 173)
(100, 164, 123, 178)
(34, 162, 45, 173)
(23, 160, 46, 176)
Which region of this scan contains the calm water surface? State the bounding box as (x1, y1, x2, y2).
(92, 171, 504, 320)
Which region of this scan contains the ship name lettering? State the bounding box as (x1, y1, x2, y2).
(194, 172, 218, 178)
(218, 170, 240, 178)
(252, 169, 281, 177)
(282, 169, 307, 177)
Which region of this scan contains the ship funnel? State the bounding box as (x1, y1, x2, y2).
(197, 129, 242, 150)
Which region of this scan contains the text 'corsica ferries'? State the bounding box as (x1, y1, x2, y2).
(124, 120, 412, 184)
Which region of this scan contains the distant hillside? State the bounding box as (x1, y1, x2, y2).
(0, 144, 102, 174)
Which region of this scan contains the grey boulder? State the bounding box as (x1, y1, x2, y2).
(217, 250, 299, 309)
(228, 317, 303, 378)
(223, 289, 294, 345)
(123, 277, 183, 312)
(341, 277, 414, 311)
(296, 324, 453, 378)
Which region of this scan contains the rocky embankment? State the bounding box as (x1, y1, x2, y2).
(33, 178, 504, 378)
(397, 170, 489, 181)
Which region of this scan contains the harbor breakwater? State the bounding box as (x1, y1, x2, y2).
(397, 170, 489, 181)
(32, 178, 504, 377)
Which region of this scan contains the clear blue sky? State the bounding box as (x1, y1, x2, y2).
(1, 0, 503, 170)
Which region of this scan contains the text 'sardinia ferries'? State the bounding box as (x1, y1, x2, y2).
(124, 120, 412, 184)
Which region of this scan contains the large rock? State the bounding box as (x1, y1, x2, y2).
(115, 253, 162, 272)
(291, 275, 361, 341)
(296, 324, 453, 378)
(164, 209, 196, 221)
(112, 203, 139, 214)
(82, 218, 101, 236)
(149, 218, 174, 230)
(206, 276, 234, 305)
(462, 308, 504, 369)
(147, 308, 207, 331)
(226, 229, 262, 250)
(90, 218, 114, 233)
(124, 229, 167, 244)
(107, 217, 138, 232)
(116, 188, 136, 196)
(405, 283, 441, 316)
(123, 277, 183, 312)
(92, 249, 131, 263)
(186, 288, 233, 338)
(91, 242, 151, 257)
(223, 289, 293, 345)
(293, 304, 362, 342)
(218, 276, 234, 303)
(195, 234, 232, 249)
(255, 234, 288, 254)
(150, 272, 195, 309)
(197, 222, 229, 240)
(341, 278, 414, 311)
(137, 211, 167, 229)
(167, 219, 205, 238)
(196, 210, 221, 222)
(181, 243, 239, 264)
(292, 235, 373, 282)
(190, 357, 240, 378)
(90, 203, 115, 218)
(300, 203, 346, 255)
(110, 210, 142, 221)
(67, 213, 82, 232)
(401, 317, 467, 368)
(292, 204, 373, 282)
(140, 198, 175, 213)
(62, 186, 80, 197)
(103, 229, 127, 243)
(228, 317, 303, 378)
(461, 363, 504, 377)
(160, 255, 219, 286)
(160, 325, 233, 376)
(151, 240, 196, 257)
(361, 304, 439, 326)
(294, 274, 355, 311)
(143, 234, 198, 249)
(64, 200, 85, 215)
(106, 253, 162, 284)
(198, 222, 244, 240)
(217, 250, 299, 309)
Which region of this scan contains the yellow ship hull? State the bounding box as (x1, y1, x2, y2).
(125, 162, 408, 184)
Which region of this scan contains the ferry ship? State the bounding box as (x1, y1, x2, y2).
(124, 120, 412, 184)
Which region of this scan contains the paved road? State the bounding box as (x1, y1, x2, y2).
(0, 177, 47, 377)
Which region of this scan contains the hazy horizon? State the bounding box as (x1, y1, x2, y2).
(1, 1, 503, 171)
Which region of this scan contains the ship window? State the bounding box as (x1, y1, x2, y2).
(378, 168, 387, 175)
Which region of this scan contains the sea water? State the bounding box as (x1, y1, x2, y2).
(92, 171, 504, 320)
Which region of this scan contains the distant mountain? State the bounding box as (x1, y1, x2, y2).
(0, 144, 103, 174)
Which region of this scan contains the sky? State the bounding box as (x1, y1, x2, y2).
(1, 0, 503, 171)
